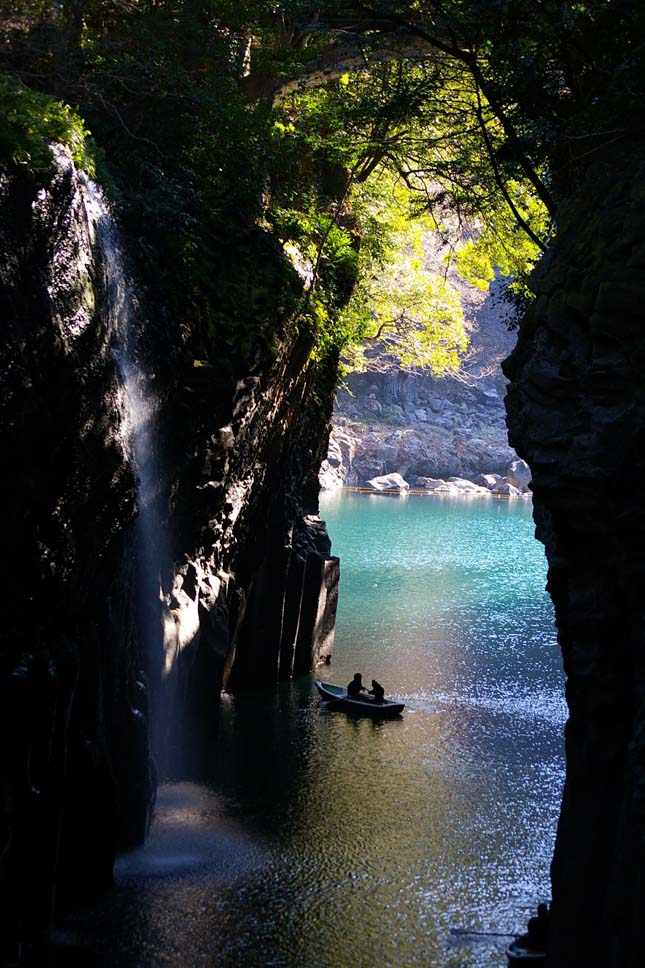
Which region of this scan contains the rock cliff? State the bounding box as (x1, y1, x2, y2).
(3, 104, 645, 968)
(321, 277, 518, 488)
(1, 149, 149, 929)
(0, 148, 338, 941)
(505, 145, 645, 968)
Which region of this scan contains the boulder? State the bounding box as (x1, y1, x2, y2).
(507, 458, 532, 489)
(472, 473, 501, 489)
(414, 476, 449, 490)
(492, 481, 522, 497)
(364, 473, 410, 492)
(414, 477, 491, 496)
(447, 477, 491, 495)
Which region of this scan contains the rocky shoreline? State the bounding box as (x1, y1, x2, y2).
(327, 459, 532, 498)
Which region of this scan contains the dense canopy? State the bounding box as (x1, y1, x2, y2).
(1, 1, 641, 372)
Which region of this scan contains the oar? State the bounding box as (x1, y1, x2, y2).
(450, 928, 518, 939)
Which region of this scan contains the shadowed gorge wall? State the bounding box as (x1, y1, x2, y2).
(1, 9, 644, 960)
(0, 149, 151, 929)
(4, 140, 645, 968)
(505, 144, 645, 968)
(0, 149, 339, 940)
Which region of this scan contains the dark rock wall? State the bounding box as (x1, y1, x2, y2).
(504, 147, 645, 968)
(0, 151, 153, 930)
(0, 150, 339, 934)
(163, 327, 340, 772)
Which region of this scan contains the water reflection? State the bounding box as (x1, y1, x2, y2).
(90, 493, 565, 967)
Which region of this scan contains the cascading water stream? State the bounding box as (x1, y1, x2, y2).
(75, 162, 173, 770)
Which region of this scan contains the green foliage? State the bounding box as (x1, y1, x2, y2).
(36, 4, 286, 363)
(264, 58, 547, 369)
(0, 74, 96, 175)
(1, 3, 296, 369)
(270, 51, 551, 335)
(352, 258, 469, 374)
(453, 181, 550, 287)
(1, 0, 639, 380)
(337, 172, 469, 374)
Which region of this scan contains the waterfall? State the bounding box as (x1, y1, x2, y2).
(73, 154, 169, 764)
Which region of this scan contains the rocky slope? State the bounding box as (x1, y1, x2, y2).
(320, 268, 518, 489)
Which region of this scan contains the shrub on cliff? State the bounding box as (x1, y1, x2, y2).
(0, 3, 537, 379)
(0, 74, 96, 175)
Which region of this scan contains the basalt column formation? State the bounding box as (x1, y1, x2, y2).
(505, 145, 645, 968)
(0, 148, 339, 945)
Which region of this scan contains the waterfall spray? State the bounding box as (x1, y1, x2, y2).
(75, 159, 172, 769)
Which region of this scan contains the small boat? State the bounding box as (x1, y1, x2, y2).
(315, 680, 405, 716)
(506, 940, 546, 963)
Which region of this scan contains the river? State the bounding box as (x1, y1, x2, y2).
(89, 492, 565, 967)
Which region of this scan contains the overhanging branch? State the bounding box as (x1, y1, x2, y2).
(474, 87, 547, 251)
(355, 3, 556, 217)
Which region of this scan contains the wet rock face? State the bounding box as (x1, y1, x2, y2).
(0, 154, 155, 927)
(1, 149, 340, 930)
(504, 147, 645, 968)
(163, 330, 340, 771)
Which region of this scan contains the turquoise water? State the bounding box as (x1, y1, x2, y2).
(322, 491, 563, 720)
(92, 492, 565, 968)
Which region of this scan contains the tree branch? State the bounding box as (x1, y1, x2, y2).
(363, 319, 398, 341)
(356, 3, 556, 216)
(474, 87, 547, 251)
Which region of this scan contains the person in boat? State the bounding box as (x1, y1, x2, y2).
(347, 673, 368, 697)
(518, 902, 550, 951)
(368, 679, 385, 703)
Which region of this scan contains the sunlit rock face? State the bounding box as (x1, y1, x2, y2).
(504, 146, 645, 968)
(164, 326, 340, 773)
(0, 149, 339, 932)
(323, 274, 517, 488)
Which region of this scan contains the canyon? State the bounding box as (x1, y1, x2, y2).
(2, 6, 645, 966)
(4, 136, 645, 968)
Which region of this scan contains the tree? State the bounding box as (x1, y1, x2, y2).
(2, 0, 640, 372)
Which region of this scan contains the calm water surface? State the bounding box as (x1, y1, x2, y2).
(95, 492, 565, 967)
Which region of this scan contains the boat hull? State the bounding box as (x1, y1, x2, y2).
(506, 941, 546, 963)
(315, 680, 405, 716)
